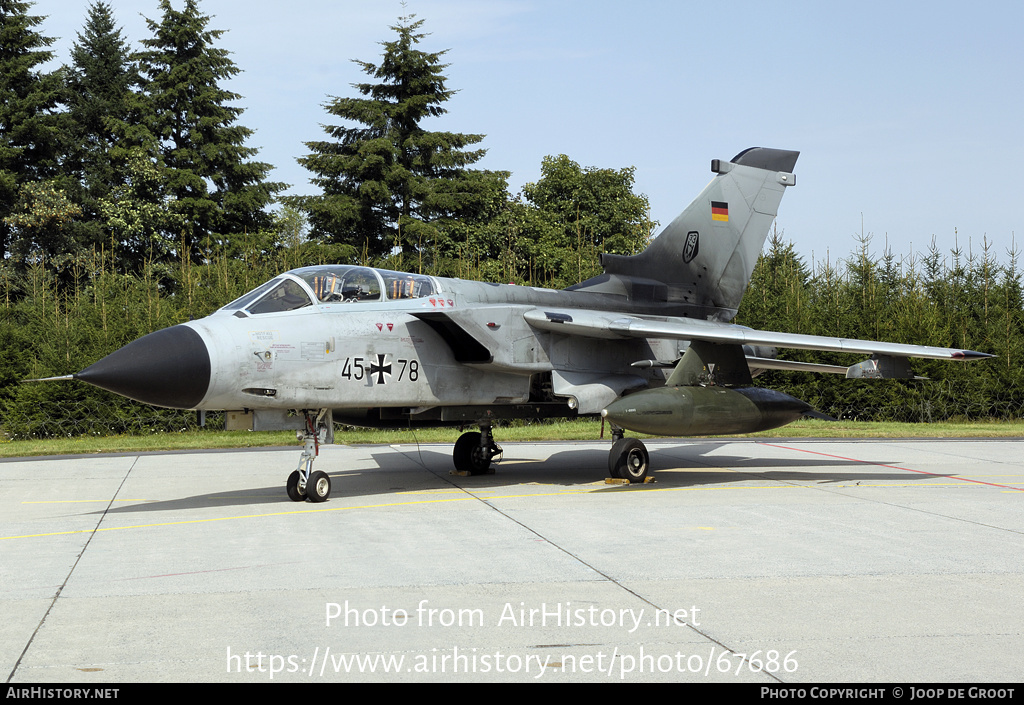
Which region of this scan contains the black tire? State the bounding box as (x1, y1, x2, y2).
(453, 431, 491, 475)
(608, 439, 627, 479)
(306, 470, 331, 502)
(611, 438, 649, 483)
(286, 470, 306, 502)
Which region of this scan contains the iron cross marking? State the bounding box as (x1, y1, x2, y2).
(370, 354, 392, 384)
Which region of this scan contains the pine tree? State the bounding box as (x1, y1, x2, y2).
(0, 0, 62, 261)
(132, 0, 282, 263)
(739, 229, 811, 335)
(61, 1, 136, 255)
(292, 14, 505, 264)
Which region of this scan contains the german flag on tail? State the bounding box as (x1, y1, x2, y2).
(711, 201, 729, 222)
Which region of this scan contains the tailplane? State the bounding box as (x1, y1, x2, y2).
(570, 147, 798, 321)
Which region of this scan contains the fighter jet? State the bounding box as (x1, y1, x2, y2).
(54, 148, 992, 501)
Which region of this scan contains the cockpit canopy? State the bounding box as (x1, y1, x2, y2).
(220, 265, 438, 315)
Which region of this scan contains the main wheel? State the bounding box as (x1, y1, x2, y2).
(610, 438, 649, 483)
(286, 470, 306, 502)
(607, 439, 627, 479)
(453, 431, 491, 475)
(306, 470, 331, 502)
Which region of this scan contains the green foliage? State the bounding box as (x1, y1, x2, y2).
(60, 1, 136, 254)
(424, 155, 656, 288)
(128, 0, 283, 264)
(290, 14, 503, 263)
(96, 146, 184, 267)
(737, 234, 1023, 422)
(0, 0, 63, 259)
(2, 180, 82, 261)
(519, 155, 655, 287)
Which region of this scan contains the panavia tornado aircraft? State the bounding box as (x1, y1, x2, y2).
(51, 148, 992, 501)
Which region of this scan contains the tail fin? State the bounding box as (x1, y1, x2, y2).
(571, 147, 798, 321)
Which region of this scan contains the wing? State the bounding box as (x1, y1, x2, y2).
(524, 308, 992, 373)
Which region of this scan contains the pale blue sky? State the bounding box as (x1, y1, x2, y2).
(41, 0, 1024, 265)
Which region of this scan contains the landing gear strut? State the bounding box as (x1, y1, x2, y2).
(287, 409, 332, 502)
(608, 425, 650, 483)
(453, 425, 502, 475)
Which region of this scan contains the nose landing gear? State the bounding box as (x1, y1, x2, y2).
(286, 409, 333, 502)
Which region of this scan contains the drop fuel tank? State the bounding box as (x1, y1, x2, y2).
(602, 386, 811, 437)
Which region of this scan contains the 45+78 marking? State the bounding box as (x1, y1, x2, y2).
(340, 356, 419, 384)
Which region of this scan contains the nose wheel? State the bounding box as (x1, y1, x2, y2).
(287, 410, 333, 502)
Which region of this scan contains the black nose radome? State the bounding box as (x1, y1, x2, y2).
(75, 325, 211, 409)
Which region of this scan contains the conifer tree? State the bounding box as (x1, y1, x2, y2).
(61, 1, 136, 255)
(132, 0, 282, 263)
(292, 14, 506, 263)
(0, 0, 62, 261)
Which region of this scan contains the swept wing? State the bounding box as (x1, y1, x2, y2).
(523, 308, 992, 362)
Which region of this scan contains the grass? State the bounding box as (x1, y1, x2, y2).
(0, 418, 1022, 458)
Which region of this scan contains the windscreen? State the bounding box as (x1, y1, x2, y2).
(246, 278, 314, 314)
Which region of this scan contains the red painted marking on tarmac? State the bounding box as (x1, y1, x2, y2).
(760, 442, 1024, 493)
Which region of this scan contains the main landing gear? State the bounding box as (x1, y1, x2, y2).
(607, 426, 650, 483)
(287, 409, 332, 503)
(453, 425, 502, 475)
(450, 422, 650, 484)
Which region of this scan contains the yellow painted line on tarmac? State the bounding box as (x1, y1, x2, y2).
(2, 486, 625, 541)
(0, 484, 776, 541)
(1, 494, 481, 541)
(7, 477, 1005, 542)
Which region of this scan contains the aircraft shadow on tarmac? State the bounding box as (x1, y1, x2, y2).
(87, 441, 949, 517)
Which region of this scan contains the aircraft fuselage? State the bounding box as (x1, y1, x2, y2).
(77, 265, 684, 422)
